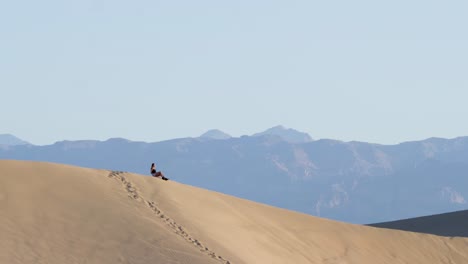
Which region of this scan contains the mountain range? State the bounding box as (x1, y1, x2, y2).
(1, 126, 467, 223)
(0, 134, 30, 146)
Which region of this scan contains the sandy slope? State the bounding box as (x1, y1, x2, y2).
(1, 160, 468, 264)
(0, 161, 219, 264)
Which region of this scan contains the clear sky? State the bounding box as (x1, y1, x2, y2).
(1, 0, 468, 145)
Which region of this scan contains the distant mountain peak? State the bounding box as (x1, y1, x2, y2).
(105, 137, 132, 143)
(0, 134, 30, 146)
(269, 125, 284, 129)
(200, 129, 232, 140)
(253, 126, 313, 143)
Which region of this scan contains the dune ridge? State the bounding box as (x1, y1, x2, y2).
(0, 160, 220, 264)
(1, 160, 468, 264)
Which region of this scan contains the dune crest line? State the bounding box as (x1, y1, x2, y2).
(107, 171, 230, 264)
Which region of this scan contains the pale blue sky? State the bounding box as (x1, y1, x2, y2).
(1, 0, 468, 145)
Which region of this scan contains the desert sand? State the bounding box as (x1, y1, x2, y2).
(1, 160, 467, 264)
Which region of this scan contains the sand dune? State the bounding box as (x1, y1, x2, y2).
(1, 160, 468, 264)
(370, 210, 468, 237)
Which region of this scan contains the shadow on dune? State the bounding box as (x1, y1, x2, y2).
(368, 210, 468, 237)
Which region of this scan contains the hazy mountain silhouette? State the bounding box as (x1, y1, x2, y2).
(0, 134, 29, 146)
(252, 125, 313, 143)
(199, 129, 232, 140)
(1, 130, 468, 224)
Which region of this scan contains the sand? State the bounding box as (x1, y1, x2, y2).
(1, 160, 467, 264)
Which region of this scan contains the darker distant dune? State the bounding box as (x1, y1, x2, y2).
(369, 210, 468, 237)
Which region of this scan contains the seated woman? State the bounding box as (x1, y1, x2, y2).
(150, 163, 168, 180)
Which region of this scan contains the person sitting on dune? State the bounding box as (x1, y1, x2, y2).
(151, 163, 168, 181)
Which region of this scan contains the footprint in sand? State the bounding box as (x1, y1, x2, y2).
(0, 193, 6, 203)
(107, 170, 230, 264)
(0, 184, 7, 203)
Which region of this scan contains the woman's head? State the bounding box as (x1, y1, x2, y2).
(151, 163, 155, 167)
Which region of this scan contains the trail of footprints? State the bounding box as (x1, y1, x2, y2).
(108, 171, 230, 264)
